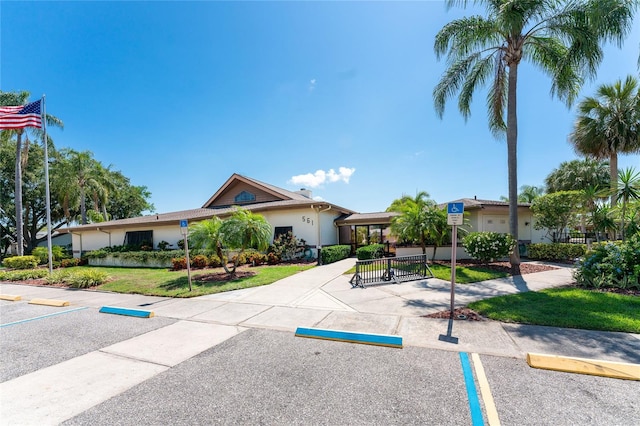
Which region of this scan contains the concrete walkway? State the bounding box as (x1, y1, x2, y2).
(1, 259, 639, 364)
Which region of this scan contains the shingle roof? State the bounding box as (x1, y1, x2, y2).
(440, 198, 531, 210)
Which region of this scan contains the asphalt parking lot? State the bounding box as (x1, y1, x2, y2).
(2, 299, 639, 425)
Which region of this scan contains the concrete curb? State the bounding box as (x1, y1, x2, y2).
(99, 306, 155, 318)
(0, 294, 22, 301)
(295, 326, 403, 348)
(29, 298, 69, 307)
(527, 352, 640, 381)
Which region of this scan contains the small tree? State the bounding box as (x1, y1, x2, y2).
(531, 191, 583, 242)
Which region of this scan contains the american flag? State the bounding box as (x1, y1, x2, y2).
(0, 100, 42, 129)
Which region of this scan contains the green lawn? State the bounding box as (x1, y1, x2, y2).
(66, 264, 315, 297)
(345, 262, 508, 284)
(468, 287, 640, 333)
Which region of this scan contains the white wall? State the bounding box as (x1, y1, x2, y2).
(396, 246, 472, 260)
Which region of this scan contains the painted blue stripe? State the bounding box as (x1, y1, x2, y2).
(99, 306, 153, 318)
(0, 307, 88, 328)
(460, 352, 485, 426)
(295, 327, 402, 347)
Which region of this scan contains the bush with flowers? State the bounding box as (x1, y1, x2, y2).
(574, 235, 640, 289)
(462, 232, 515, 263)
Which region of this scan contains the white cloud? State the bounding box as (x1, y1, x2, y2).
(289, 167, 356, 188)
(309, 78, 317, 92)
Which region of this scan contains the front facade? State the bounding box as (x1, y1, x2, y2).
(62, 174, 356, 258)
(61, 175, 552, 260)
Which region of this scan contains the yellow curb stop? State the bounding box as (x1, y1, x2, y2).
(527, 352, 640, 381)
(0, 294, 22, 301)
(29, 298, 70, 307)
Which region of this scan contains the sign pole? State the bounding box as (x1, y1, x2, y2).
(180, 220, 192, 291)
(450, 224, 457, 317)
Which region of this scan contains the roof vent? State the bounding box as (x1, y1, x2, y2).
(296, 188, 312, 199)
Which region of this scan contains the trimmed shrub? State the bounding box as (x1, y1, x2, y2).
(245, 249, 268, 266)
(528, 243, 586, 261)
(320, 245, 351, 265)
(2, 255, 39, 270)
(574, 236, 640, 289)
(191, 255, 208, 268)
(171, 257, 188, 270)
(356, 244, 385, 260)
(462, 232, 515, 263)
(60, 258, 81, 268)
(45, 269, 109, 288)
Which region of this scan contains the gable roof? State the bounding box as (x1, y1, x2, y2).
(202, 173, 312, 208)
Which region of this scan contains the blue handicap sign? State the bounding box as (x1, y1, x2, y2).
(447, 203, 464, 214)
(179, 220, 188, 228)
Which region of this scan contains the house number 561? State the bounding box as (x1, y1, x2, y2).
(302, 216, 314, 225)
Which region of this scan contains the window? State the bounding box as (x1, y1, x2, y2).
(274, 226, 292, 239)
(124, 230, 153, 248)
(234, 191, 256, 203)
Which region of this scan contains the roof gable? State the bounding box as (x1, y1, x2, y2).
(202, 174, 311, 208)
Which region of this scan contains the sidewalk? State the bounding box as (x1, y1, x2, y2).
(1, 259, 639, 364)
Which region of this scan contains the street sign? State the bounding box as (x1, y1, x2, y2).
(447, 203, 464, 225)
(180, 219, 188, 235)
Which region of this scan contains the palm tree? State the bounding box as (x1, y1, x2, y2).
(189, 208, 272, 278)
(545, 158, 610, 193)
(221, 208, 272, 272)
(388, 191, 436, 255)
(58, 149, 109, 224)
(569, 75, 640, 205)
(615, 167, 640, 241)
(518, 185, 544, 203)
(433, 0, 636, 271)
(0, 91, 63, 255)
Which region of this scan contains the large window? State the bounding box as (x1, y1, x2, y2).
(234, 191, 256, 203)
(124, 230, 153, 248)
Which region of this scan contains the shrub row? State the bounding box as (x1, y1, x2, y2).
(85, 249, 184, 263)
(0, 269, 49, 281)
(46, 269, 110, 288)
(356, 244, 385, 260)
(527, 243, 586, 261)
(170, 249, 269, 271)
(320, 245, 351, 265)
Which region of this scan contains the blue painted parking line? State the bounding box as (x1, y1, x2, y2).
(295, 327, 403, 348)
(460, 352, 485, 426)
(0, 307, 88, 328)
(99, 306, 154, 318)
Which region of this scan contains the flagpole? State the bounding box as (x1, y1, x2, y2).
(42, 95, 53, 274)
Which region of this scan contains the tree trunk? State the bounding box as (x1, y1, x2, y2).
(80, 186, 87, 224)
(14, 131, 24, 256)
(507, 63, 520, 273)
(609, 153, 618, 206)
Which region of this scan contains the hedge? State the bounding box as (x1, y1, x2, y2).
(2, 255, 39, 270)
(320, 245, 351, 265)
(356, 244, 385, 260)
(527, 243, 586, 261)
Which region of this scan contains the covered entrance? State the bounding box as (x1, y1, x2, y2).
(335, 212, 399, 256)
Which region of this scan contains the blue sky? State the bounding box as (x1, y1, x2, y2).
(2, 1, 639, 215)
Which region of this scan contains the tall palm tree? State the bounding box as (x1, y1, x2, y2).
(433, 0, 636, 271)
(0, 91, 63, 255)
(570, 75, 640, 205)
(615, 167, 640, 241)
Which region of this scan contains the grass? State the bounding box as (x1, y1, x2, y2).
(344, 262, 509, 284)
(64, 264, 315, 297)
(468, 287, 640, 333)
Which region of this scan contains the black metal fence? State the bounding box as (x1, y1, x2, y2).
(552, 232, 610, 244)
(349, 254, 434, 288)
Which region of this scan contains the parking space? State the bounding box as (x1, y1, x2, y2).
(1, 301, 176, 382)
